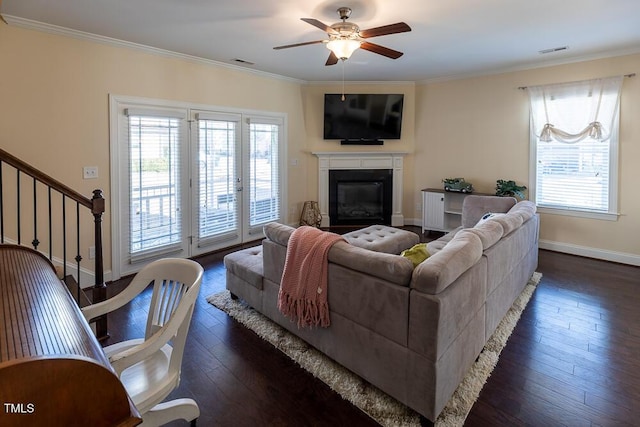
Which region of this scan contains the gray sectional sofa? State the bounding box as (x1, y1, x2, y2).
(224, 196, 539, 422)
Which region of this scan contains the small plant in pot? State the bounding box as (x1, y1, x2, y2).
(495, 179, 527, 199)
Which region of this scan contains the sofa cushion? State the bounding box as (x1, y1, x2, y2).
(263, 223, 414, 286)
(328, 241, 414, 286)
(343, 225, 420, 255)
(426, 239, 447, 255)
(483, 215, 539, 297)
(461, 195, 517, 228)
(490, 212, 523, 236)
(411, 230, 483, 294)
(508, 200, 537, 223)
(263, 222, 294, 246)
(425, 226, 461, 255)
(223, 246, 264, 290)
(466, 217, 504, 250)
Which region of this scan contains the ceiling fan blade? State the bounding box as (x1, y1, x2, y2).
(325, 51, 339, 66)
(301, 18, 337, 35)
(273, 40, 325, 50)
(360, 41, 404, 59)
(359, 22, 411, 39)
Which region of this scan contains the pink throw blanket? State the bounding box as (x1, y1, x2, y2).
(277, 226, 344, 328)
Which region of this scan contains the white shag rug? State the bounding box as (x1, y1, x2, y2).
(207, 272, 542, 426)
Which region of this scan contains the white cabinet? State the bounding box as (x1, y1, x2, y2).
(422, 190, 445, 231)
(422, 188, 478, 233)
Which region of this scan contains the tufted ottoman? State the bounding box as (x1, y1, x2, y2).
(342, 225, 420, 255)
(224, 245, 264, 309)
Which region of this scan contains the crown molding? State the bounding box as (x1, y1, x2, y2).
(417, 47, 640, 85)
(3, 15, 306, 85)
(6, 14, 638, 87)
(305, 80, 416, 86)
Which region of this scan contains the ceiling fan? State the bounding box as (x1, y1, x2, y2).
(274, 7, 411, 65)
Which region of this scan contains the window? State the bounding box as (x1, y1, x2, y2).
(528, 76, 623, 219)
(248, 120, 281, 227)
(128, 114, 184, 255)
(122, 107, 190, 267)
(194, 113, 241, 246)
(110, 96, 286, 279)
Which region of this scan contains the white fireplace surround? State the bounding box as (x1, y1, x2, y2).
(312, 152, 407, 227)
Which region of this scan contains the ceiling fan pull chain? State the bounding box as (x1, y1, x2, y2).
(341, 62, 345, 101)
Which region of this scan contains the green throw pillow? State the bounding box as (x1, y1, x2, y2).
(400, 243, 430, 268)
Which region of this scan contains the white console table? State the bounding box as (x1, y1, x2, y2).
(422, 188, 489, 232)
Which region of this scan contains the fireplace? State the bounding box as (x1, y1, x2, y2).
(329, 169, 392, 226)
(313, 152, 406, 227)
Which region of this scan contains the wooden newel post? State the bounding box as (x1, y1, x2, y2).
(91, 189, 108, 341)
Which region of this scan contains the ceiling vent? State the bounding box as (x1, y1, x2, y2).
(233, 58, 255, 65)
(539, 46, 569, 55)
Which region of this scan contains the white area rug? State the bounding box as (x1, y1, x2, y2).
(207, 272, 542, 426)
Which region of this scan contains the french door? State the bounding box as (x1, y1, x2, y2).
(190, 111, 243, 254)
(190, 112, 283, 256)
(111, 96, 284, 279)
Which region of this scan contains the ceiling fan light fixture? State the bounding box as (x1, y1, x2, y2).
(326, 38, 361, 60)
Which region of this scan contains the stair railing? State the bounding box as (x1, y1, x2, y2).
(0, 148, 108, 339)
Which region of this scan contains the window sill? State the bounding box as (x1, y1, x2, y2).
(537, 206, 619, 221)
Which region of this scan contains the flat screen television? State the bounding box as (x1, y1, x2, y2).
(323, 93, 404, 141)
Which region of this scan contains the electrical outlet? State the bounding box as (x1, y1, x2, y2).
(89, 246, 96, 259)
(83, 166, 98, 179)
(416, 202, 422, 211)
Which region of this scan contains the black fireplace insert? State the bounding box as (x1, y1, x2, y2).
(328, 169, 393, 226)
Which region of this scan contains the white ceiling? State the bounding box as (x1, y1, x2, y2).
(3, 0, 640, 82)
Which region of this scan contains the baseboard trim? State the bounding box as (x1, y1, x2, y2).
(403, 217, 423, 227)
(49, 257, 112, 289)
(539, 239, 640, 267)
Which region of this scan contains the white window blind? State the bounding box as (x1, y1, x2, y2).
(535, 138, 612, 212)
(127, 113, 183, 258)
(248, 120, 281, 227)
(196, 115, 239, 243)
(528, 76, 623, 217)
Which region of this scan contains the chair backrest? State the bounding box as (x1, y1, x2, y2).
(106, 258, 204, 381)
(137, 259, 203, 338)
(138, 258, 203, 374)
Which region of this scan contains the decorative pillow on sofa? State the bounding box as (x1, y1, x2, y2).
(476, 212, 505, 225)
(400, 243, 430, 268)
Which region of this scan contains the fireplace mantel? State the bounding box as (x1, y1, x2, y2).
(312, 152, 407, 227)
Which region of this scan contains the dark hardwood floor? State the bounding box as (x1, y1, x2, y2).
(103, 229, 640, 426)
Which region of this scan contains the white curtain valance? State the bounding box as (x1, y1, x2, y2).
(528, 76, 623, 143)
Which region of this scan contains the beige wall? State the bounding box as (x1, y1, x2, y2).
(0, 24, 308, 273)
(415, 54, 640, 262)
(2, 22, 638, 269)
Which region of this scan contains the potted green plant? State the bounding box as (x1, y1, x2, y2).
(495, 179, 527, 199)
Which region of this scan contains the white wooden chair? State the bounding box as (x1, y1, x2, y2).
(82, 258, 204, 426)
